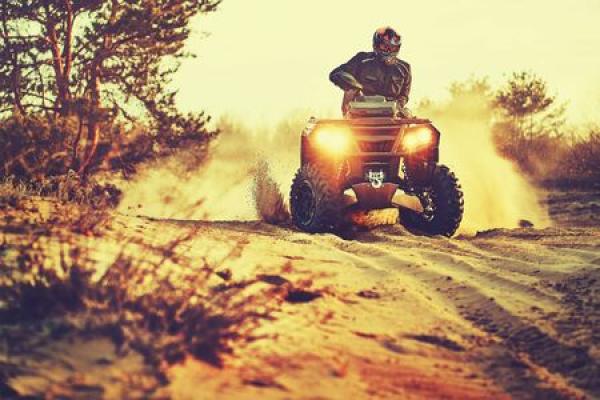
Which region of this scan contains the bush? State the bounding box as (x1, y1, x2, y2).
(563, 130, 600, 182)
(0, 172, 122, 209)
(0, 113, 216, 184)
(494, 126, 600, 187)
(0, 115, 78, 179)
(38, 171, 123, 208)
(492, 123, 569, 178)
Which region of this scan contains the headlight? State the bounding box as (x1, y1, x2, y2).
(313, 127, 352, 155)
(403, 127, 433, 152)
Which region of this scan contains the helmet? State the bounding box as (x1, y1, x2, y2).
(373, 27, 401, 62)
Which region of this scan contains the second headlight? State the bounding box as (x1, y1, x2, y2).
(403, 127, 434, 152)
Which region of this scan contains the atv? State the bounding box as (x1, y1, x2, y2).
(290, 96, 464, 237)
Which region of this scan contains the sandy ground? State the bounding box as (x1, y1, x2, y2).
(1, 188, 600, 399)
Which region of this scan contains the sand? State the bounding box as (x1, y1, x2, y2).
(1, 187, 599, 399)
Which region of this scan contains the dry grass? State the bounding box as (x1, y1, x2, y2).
(562, 131, 600, 184)
(0, 201, 299, 395)
(0, 172, 121, 209)
(493, 126, 600, 188)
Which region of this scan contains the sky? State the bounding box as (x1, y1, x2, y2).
(173, 0, 600, 125)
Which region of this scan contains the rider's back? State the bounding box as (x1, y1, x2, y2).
(329, 51, 411, 107)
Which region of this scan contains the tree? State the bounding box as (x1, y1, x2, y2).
(493, 71, 566, 176)
(495, 71, 565, 142)
(0, 0, 221, 173)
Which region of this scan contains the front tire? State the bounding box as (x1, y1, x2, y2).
(290, 163, 342, 233)
(400, 165, 464, 237)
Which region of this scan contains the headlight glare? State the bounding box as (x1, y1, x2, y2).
(403, 127, 433, 152)
(314, 128, 352, 155)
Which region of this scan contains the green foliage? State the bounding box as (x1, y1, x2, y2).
(0, 0, 221, 118)
(429, 73, 596, 185)
(1, 171, 122, 209)
(563, 129, 600, 181)
(38, 171, 123, 208)
(495, 71, 566, 139)
(0, 0, 221, 173)
(0, 114, 77, 178)
(496, 71, 554, 118)
(492, 71, 567, 177)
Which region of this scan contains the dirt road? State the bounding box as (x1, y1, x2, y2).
(2, 190, 600, 399)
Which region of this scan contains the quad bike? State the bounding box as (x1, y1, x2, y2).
(290, 95, 464, 237)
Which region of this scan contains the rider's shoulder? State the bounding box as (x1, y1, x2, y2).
(352, 51, 377, 62)
(393, 58, 411, 73)
(396, 59, 410, 68)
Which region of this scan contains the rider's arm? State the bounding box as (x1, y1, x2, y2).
(397, 62, 411, 107)
(329, 52, 368, 91)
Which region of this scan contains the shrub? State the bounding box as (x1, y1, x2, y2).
(0, 115, 78, 179)
(0, 172, 122, 209)
(562, 130, 600, 183)
(492, 123, 569, 179)
(0, 113, 216, 184)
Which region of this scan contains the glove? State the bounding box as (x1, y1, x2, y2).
(397, 106, 413, 118)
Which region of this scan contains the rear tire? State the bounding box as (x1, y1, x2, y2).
(290, 163, 342, 233)
(400, 165, 463, 237)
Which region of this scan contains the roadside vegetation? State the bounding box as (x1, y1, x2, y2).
(492, 71, 599, 186)
(0, 199, 284, 396)
(0, 0, 221, 202)
(419, 72, 600, 188)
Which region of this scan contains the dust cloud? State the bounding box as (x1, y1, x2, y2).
(119, 95, 548, 233)
(253, 159, 290, 224)
(117, 114, 304, 222)
(417, 87, 550, 233)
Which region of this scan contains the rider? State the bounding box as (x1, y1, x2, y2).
(329, 27, 412, 116)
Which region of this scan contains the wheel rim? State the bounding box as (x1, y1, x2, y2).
(419, 190, 436, 222)
(294, 179, 317, 227)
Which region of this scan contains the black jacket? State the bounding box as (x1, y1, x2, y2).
(329, 51, 412, 107)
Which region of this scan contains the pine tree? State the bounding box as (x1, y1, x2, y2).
(0, 0, 221, 173)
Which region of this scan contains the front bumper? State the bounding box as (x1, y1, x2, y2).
(351, 183, 399, 209)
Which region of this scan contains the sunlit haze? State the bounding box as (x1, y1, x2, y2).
(173, 0, 600, 125)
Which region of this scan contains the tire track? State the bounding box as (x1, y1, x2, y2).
(300, 226, 599, 398)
